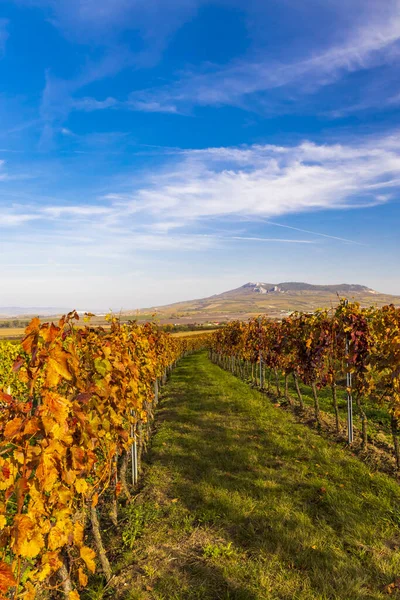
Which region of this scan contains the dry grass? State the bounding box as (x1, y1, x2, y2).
(0, 328, 25, 339)
(171, 330, 217, 338)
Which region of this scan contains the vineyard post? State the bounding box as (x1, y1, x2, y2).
(345, 331, 354, 444)
(154, 378, 159, 405)
(134, 433, 138, 483)
(131, 412, 138, 485)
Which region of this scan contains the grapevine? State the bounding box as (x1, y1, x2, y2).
(0, 315, 209, 599)
(210, 300, 400, 457)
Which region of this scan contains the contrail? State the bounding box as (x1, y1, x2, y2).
(261, 220, 365, 245)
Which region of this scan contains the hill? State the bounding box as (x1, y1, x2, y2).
(136, 281, 400, 323)
(0, 307, 71, 318)
(1, 282, 399, 327)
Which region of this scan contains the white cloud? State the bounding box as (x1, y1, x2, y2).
(42, 205, 113, 218)
(72, 96, 179, 114)
(0, 213, 40, 226)
(2, 134, 400, 303)
(126, 99, 179, 114)
(2, 134, 399, 241)
(119, 137, 400, 222)
(73, 97, 118, 111)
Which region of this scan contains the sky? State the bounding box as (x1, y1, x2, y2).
(0, 0, 400, 309)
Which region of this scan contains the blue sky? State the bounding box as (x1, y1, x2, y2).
(1, 0, 400, 309)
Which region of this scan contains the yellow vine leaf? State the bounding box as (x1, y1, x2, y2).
(20, 581, 36, 600)
(42, 322, 59, 344)
(43, 392, 71, 424)
(3, 417, 23, 439)
(80, 546, 96, 573)
(48, 525, 68, 551)
(14, 451, 25, 465)
(73, 522, 84, 547)
(36, 451, 59, 493)
(19, 531, 45, 559)
(11, 515, 44, 558)
(25, 317, 40, 336)
(78, 567, 88, 587)
(23, 417, 40, 436)
(75, 479, 89, 495)
(36, 563, 51, 582)
(37, 551, 62, 581)
(48, 348, 73, 381)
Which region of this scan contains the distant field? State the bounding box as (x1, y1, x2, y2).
(0, 328, 25, 339)
(171, 329, 216, 337)
(0, 327, 216, 340)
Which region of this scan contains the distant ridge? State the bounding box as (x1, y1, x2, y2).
(231, 281, 375, 294)
(135, 281, 400, 324)
(1, 282, 397, 323)
(0, 307, 98, 318)
(0, 307, 70, 318)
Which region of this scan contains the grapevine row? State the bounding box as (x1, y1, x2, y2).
(0, 313, 209, 599)
(209, 300, 400, 464)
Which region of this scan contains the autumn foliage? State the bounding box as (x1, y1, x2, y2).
(0, 314, 208, 599)
(210, 300, 400, 461)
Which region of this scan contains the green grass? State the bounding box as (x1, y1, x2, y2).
(104, 352, 400, 600)
(258, 368, 392, 444)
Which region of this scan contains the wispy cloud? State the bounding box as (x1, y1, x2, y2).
(72, 96, 179, 115)
(95, 2, 400, 116)
(0, 213, 40, 226)
(42, 205, 113, 218)
(211, 235, 315, 244)
(126, 99, 179, 114)
(118, 137, 400, 223)
(29, 0, 400, 144)
(3, 133, 400, 244)
(18, 0, 204, 52)
(17, 0, 208, 144)
(39, 48, 134, 147)
(73, 97, 118, 112)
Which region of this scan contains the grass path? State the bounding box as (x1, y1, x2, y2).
(109, 352, 400, 600)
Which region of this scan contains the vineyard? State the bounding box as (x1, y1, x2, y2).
(0, 314, 208, 599)
(1, 303, 400, 599)
(210, 300, 400, 468)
